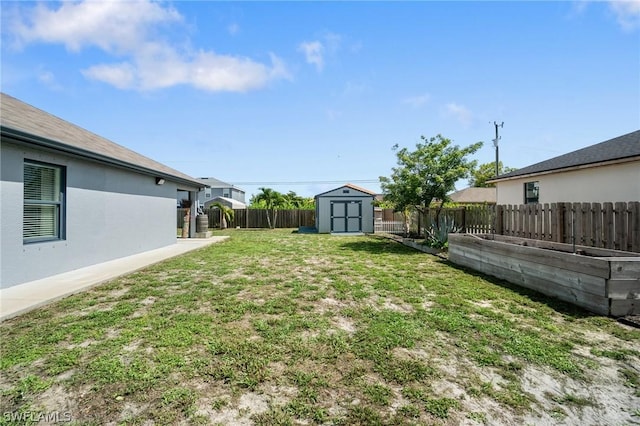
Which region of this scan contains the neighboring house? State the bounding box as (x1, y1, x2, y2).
(205, 196, 246, 210)
(197, 177, 246, 207)
(0, 93, 207, 289)
(448, 187, 496, 205)
(315, 184, 376, 233)
(488, 130, 640, 205)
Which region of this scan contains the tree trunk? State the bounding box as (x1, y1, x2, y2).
(265, 210, 272, 229)
(181, 208, 190, 238)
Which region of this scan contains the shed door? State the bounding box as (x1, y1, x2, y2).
(331, 201, 362, 232)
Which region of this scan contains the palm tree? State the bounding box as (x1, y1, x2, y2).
(211, 202, 234, 229)
(252, 187, 285, 229)
(283, 191, 305, 208)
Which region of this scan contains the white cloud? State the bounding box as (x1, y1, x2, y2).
(609, 0, 640, 31)
(342, 81, 368, 96)
(402, 94, 431, 108)
(227, 23, 240, 36)
(572, 0, 640, 31)
(444, 102, 473, 127)
(10, 0, 290, 92)
(11, 0, 181, 53)
(83, 50, 290, 92)
(298, 41, 324, 72)
(298, 32, 344, 72)
(189, 52, 289, 92)
(82, 62, 137, 90)
(37, 68, 63, 91)
(323, 32, 342, 54)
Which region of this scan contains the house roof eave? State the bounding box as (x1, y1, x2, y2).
(2, 125, 207, 190)
(487, 156, 640, 184)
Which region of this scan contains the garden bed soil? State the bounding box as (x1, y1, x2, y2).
(449, 234, 640, 316)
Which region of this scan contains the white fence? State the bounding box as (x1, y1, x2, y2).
(374, 220, 405, 234)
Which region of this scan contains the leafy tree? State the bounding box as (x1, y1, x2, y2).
(250, 187, 286, 228)
(379, 134, 482, 228)
(282, 191, 315, 209)
(469, 161, 516, 187)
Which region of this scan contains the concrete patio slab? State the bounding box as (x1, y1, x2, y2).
(0, 236, 229, 322)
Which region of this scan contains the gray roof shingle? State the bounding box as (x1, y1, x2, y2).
(492, 130, 640, 181)
(449, 187, 496, 204)
(0, 92, 205, 188)
(198, 177, 244, 191)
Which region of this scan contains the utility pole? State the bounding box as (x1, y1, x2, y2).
(492, 121, 503, 177)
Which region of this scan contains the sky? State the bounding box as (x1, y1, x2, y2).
(1, 1, 639, 201)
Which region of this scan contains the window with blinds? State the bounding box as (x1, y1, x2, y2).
(524, 181, 539, 205)
(23, 161, 65, 242)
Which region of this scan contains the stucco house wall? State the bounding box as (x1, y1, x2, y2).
(496, 160, 640, 205)
(315, 184, 375, 234)
(0, 141, 192, 289)
(0, 93, 205, 289)
(490, 130, 640, 205)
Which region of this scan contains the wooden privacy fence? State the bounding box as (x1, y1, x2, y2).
(177, 202, 640, 253)
(376, 206, 495, 236)
(178, 208, 315, 229)
(496, 202, 640, 253)
(377, 202, 639, 253)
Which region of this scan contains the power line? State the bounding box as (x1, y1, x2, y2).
(229, 179, 380, 186)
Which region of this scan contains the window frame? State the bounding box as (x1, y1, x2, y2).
(524, 181, 539, 205)
(23, 160, 66, 244)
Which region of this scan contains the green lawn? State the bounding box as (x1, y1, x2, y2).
(1, 229, 639, 425)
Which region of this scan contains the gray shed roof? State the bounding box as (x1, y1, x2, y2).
(314, 183, 377, 198)
(490, 130, 640, 182)
(0, 92, 205, 189)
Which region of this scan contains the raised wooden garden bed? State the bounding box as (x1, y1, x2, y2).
(385, 234, 444, 255)
(448, 234, 640, 316)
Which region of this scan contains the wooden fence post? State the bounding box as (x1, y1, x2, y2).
(552, 202, 564, 243)
(631, 201, 640, 253)
(573, 202, 583, 246)
(581, 202, 591, 246)
(592, 202, 602, 248)
(461, 206, 467, 233)
(603, 202, 614, 249)
(615, 201, 627, 252)
(527, 204, 535, 239)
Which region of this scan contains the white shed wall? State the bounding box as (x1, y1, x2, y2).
(315, 187, 375, 233)
(496, 161, 640, 205)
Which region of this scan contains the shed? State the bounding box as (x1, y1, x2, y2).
(314, 184, 376, 233)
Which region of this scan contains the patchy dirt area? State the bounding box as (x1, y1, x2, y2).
(1, 230, 639, 425)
